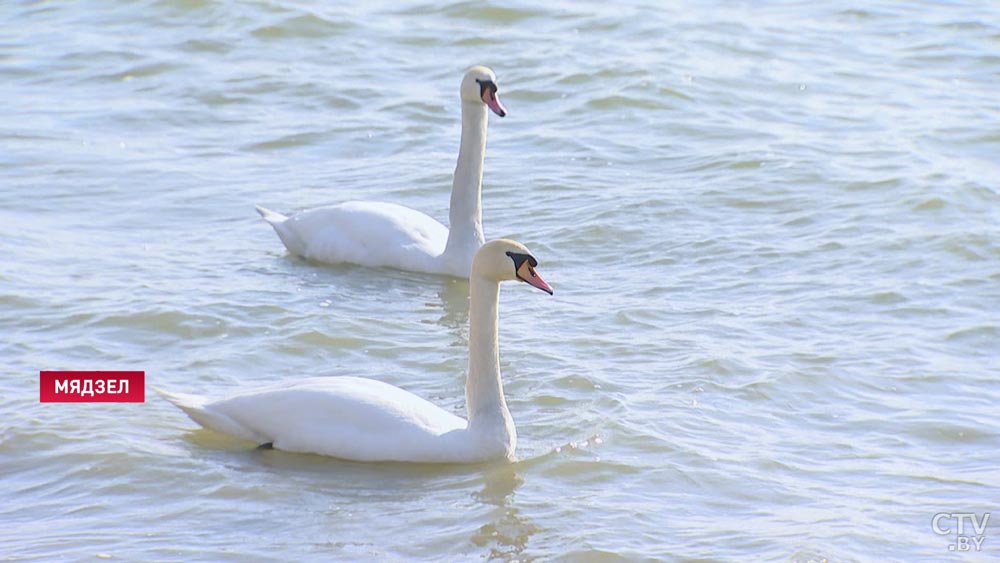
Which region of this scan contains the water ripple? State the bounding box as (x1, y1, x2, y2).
(2, 0, 999, 560)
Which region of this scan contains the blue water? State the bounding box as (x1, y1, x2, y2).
(2, 1, 999, 561)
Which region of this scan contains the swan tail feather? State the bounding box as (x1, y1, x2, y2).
(156, 387, 261, 443)
(255, 205, 307, 257)
(255, 205, 287, 224)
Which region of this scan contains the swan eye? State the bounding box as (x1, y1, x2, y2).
(505, 251, 537, 270)
(504, 250, 552, 294)
(476, 78, 498, 97)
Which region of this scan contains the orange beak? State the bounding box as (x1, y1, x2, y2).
(516, 261, 553, 295)
(482, 88, 507, 117)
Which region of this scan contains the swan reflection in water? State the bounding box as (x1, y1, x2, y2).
(471, 464, 538, 560)
(435, 277, 472, 332)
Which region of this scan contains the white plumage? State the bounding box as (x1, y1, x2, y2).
(256, 65, 507, 278)
(160, 239, 554, 464)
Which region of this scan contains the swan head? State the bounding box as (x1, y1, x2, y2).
(473, 239, 553, 294)
(461, 65, 507, 117)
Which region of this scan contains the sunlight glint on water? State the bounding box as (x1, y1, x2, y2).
(1, 1, 999, 561)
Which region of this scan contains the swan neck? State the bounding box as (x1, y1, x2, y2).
(444, 102, 488, 256)
(465, 275, 508, 427)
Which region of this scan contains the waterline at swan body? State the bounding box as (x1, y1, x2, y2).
(160, 239, 553, 463)
(256, 65, 507, 278)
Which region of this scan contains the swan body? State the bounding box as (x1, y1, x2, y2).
(159, 377, 477, 462)
(257, 65, 507, 278)
(161, 239, 553, 463)
(256, 202, 455, 276)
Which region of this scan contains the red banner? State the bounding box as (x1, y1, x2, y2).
(40, 371, 145, 403)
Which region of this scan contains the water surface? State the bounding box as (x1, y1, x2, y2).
(2, 1, 999, 561)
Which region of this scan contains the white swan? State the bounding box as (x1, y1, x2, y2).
(160, 239, 553, 463)
(255, 65, 507, 278)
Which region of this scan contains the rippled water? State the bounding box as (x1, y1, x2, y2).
(2, 1, 999, 561)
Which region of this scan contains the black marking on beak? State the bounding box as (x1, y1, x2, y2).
(506, 251, 537, 269)
(475, 78, 498, 97)
(507, 251, 552, 294)
(506, 251, 538, 284)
